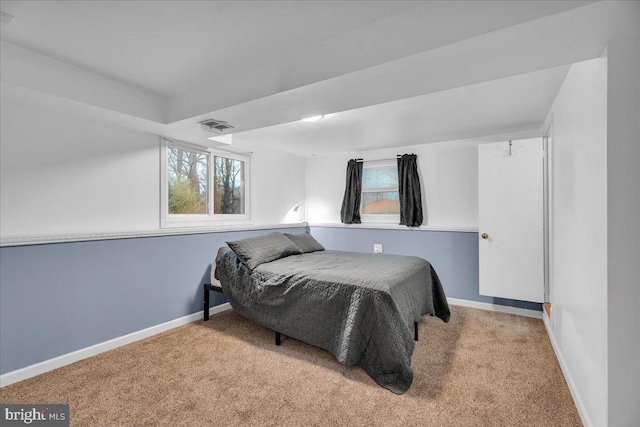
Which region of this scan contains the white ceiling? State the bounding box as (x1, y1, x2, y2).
(234, 65, 571, 157)
(1, 1, 638, 157)
(0, 0, 425, 96)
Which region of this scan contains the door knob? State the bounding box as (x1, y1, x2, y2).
(481, 233, 489, 239)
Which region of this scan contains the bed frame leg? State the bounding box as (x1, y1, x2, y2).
(203, 286, 210, 321)
(414, 322, 419, 341)
(275, 331, 281, 346)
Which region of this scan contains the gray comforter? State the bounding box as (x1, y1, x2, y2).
(214, 248, 450, 394)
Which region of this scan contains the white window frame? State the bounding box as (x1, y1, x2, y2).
(160, 137, 251, 228)
(360, 159, 400, 224)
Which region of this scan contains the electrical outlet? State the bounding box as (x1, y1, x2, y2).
(374, 244, 382, 253)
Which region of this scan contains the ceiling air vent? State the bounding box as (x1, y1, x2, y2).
(198, 118, 235, 135)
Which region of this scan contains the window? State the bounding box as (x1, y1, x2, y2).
(161, 138, 250, 227)
(361, 160, 400, 222)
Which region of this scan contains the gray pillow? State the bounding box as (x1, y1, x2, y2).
(283, 232, 325, 253)
(226, 232, 302, 270)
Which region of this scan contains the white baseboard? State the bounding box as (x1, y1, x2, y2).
(0, 303, 232, 388)
(447, 297, 543, 319)
(542, 311, 591, 427)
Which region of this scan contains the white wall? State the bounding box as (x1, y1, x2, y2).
(548, 57, 608, 427)
(548, 42, 640, 427)
(305, 139, 481, 228)
(0, 97, 306, 238)
(250, 143, 306, 225)
(606, 37, 640, 427)
(0, 98, 160, 237)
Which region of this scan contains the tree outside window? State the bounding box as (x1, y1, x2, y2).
(167, 147, 208, 214)
(161, 138, 250, 227)
(214, 156, 245, 214)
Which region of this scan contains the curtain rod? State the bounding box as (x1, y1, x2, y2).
(355, 155, 409, 163)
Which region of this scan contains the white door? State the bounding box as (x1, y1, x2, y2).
(478, 139, 544, 303)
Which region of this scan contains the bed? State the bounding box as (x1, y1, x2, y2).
(209, 232, 450, 394)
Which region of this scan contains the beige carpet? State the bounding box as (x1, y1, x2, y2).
(0, 306, 581, 426)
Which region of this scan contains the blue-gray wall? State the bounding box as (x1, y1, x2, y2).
(310, 226, 542, 311)
(0, 227, 305, 375)
(1, 225, 540, 376)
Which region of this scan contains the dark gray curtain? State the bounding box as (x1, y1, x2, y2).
(340, 159, 363, 224)
(397, 154, 423, 227)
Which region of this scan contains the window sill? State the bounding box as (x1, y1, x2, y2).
(308, 222, 478, 233)
(0, 223, 309, 247)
